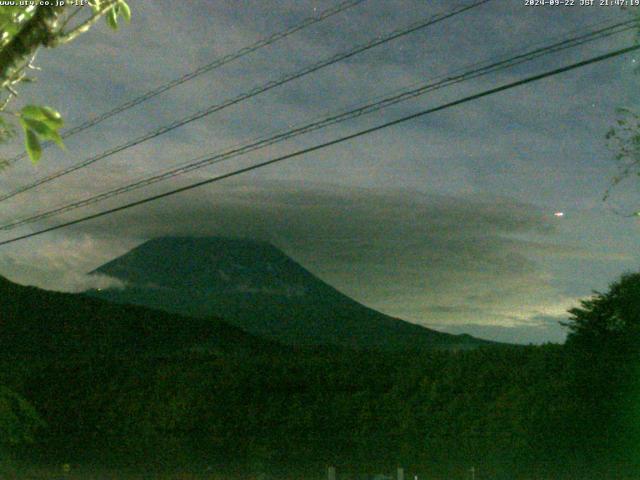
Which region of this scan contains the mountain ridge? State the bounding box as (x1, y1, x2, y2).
(90, 236, 493, 350)
(0, 272, 278, 359)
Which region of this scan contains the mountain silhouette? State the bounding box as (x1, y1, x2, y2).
(0, 273, 275, 359)
(90, 236, 490, 350)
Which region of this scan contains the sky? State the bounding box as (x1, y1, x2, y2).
(0, 0, 639, 344)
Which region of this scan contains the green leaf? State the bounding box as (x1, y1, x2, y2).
(88, 0, 102, 13)
(40, 106, 62, 123)
(118, 0, 131, 22)
(19, 118, 47, 136)
(106, 6, 118, 30)
(19, 118, 65, 149)
(20, 105, 63, 129)
(24, 129, 41, 163)
(47, 129, 65, 149)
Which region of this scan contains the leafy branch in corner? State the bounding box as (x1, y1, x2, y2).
(0, 0, 131, 165)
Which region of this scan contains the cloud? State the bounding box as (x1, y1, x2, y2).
(21, 180, 585, 341)
(441, 314, 569, 345)
(427, 295, 579, 343)
(0, 1, 637, 344)
(0, 235, 128, 292)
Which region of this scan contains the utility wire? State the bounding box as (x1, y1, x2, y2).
(0, 17, 635, 231)
(3, 0, 368, 166)
(0, 0, 491, 203)
(0, 42, 637, 247)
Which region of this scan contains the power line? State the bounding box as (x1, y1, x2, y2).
(1, 42, 637, 247)
(3, 0, 368, 166)
(0, 17, 635, 231)
(0, 0, 491, 203)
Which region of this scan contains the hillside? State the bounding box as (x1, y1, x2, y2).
(89, 236, 490, 350)
(0, 274, 275, 359)
(0, 272, 632, 479)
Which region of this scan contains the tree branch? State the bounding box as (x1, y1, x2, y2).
(51, 1, 119, 46)
(0, 5, 66, 90)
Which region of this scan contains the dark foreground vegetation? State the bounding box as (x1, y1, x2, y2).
(0, 273, 638, 479)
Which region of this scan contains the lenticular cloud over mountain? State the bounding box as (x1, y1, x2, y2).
(89, 236, 491, 350)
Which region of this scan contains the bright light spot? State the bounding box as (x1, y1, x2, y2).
(554, 212, 564, 217)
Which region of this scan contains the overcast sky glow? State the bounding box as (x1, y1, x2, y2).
(0, 0, 639, 343)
